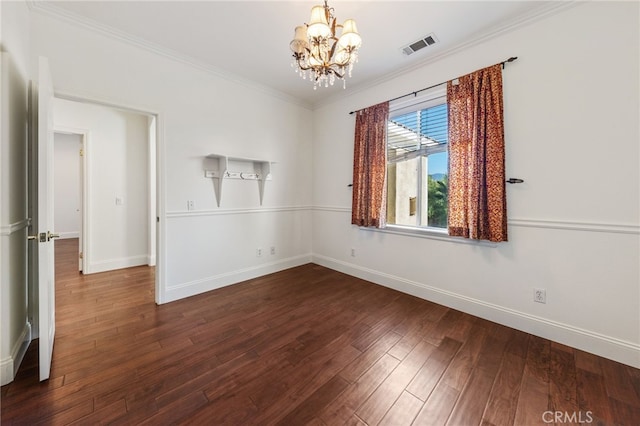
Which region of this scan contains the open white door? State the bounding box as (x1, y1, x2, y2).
(31, 56, 57, 381)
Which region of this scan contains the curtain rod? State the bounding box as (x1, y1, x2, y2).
(348, 56, 518, 115)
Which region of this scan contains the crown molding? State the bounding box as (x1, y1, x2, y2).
(314, 1, 582, 110)
(27, 0, 313, 110)
(27, 0, 580, 111)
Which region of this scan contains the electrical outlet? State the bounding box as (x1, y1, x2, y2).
(270, 246, 276, 255)
(187, 200, 195, 211)
(534, 288, 546, 304)
(351, 248, 356, 257)
(256, 248, 262, 257)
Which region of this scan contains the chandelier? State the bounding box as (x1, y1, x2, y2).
(289, 0, 362, 90)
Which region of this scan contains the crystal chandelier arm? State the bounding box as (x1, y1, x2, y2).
(329, 14, 337, 37)
(295, 64, 345, 80)
(328, 39, 339, 61)
(295, 58, 345, 79)
(328, 68, 345, 79)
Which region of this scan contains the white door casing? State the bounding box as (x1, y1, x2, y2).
(53, 127, 89, 273)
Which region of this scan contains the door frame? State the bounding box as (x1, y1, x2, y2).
(53, 90, 165, 304)
(53, 127, 88, 272)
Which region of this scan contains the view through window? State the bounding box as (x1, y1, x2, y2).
(386, 96, 448, 229)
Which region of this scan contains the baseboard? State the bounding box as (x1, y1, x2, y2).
(85, 255, 149, 274)
(0, 322, 32, 386)
(164, 254, 313, 303)
(312, 254, 640, 369)
(0, 357, 13, 386)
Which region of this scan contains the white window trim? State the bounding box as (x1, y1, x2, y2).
(387, 85, 449, 233)
(389, 86, 446, 115)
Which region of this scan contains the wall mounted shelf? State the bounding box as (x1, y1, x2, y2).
(204, 154, 273, 206)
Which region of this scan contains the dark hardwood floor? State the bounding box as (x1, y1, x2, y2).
(2, 239, 639, 425)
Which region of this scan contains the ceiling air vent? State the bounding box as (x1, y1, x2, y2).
(401, 33, 438, 56)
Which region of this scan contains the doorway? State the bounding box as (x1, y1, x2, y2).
(52, 97, 157, 279)
(26, 58, 163, 382)
(53, 131, 84, 271)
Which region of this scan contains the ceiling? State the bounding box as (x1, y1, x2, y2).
(36, 1, 556, 106)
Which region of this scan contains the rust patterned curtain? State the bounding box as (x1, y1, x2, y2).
(447, 64, 507, 242)
(351, 101, 390, 228)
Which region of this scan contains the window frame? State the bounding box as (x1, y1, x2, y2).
(362, 223, 498, 247)
(386, 86, 449, 233)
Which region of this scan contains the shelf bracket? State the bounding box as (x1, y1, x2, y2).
(204, 154, 273, 206)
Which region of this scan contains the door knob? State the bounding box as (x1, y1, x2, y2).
(47, 232, 60, 241)
(28, 233, 47, 242)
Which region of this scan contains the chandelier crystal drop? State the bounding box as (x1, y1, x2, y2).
(289, 0, 361, 90)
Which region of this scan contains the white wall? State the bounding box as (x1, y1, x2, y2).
(54, 99, 150, 273)
(53, 133, 81, 239)
(312, 2, 640, 368)
(29, 7, 313, 303)
(0, 0, 31, 385)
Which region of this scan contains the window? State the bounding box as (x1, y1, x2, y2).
(354, 64, 506, 241)
(386, 91, 448, 230)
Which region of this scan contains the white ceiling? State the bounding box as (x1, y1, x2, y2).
(37, 1, 555, 106)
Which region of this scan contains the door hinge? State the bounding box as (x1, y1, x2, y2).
(79, 148, 84, 157)
(79, 252, 83, 259)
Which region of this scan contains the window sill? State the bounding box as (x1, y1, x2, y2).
(361, 224, 498, 247)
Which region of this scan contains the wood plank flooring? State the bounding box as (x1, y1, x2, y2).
(2, 238, 639, 425)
